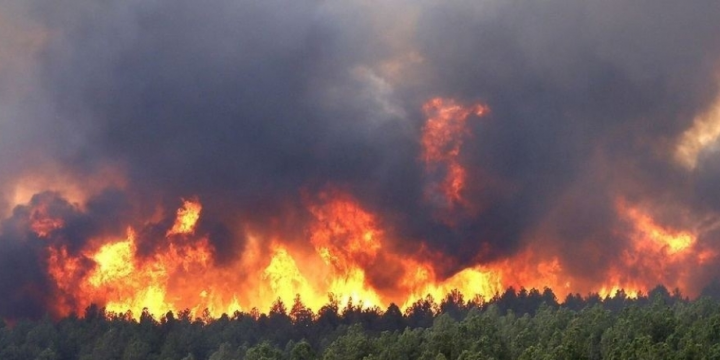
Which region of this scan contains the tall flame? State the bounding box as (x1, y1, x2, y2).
(24, 97, 717, 320)
(167, 199, 202, 236)
(595, 200, 713, 298)
(420, 97, 488, 219)
(39, 191, 716, 319)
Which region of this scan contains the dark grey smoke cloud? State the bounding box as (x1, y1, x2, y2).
(0, 190, 130, 318)
(2, 0, 720, 318)
(412, 0, 720, 274)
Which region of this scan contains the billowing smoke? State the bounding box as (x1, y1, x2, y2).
(2, 0, 720, 319)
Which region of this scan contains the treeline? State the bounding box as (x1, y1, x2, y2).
(3, 285, 720, 359)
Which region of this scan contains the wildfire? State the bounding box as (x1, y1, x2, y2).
(594, 200, 712, 298)
(263, 245, 317, 307)
(88, 236, 136, 287)
(37, 190, 716, 320)
(420, 97, 488, 218)
(39, 191, 513, 319)
(308, 192, 382, 270)
(620, 202, 695, 254)
(13, 97, 714, 321)
(167, 199, 202, 236)
(29, 203, 64, 238)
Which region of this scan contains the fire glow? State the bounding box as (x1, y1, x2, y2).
(9, 98, 714, 320)
(421, 97, 488, 216)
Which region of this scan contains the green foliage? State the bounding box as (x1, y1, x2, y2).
(3, 286, 720, 359)
(208, 342, 239, 360)
(245, 341, 283, 360)
(290, 340, 315, 360)
(322, 324, 374, 360)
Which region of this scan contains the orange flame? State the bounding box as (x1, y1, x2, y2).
(29, 202, 64, 238)
(594, 200, 714, 298)
(167, 199, 202, 236)
(33, 97, 718, 320)
(40, 192, 717, 319)
(41, 192, 506, 318)
(620, 201, 695, 254)
(420, 98, 488, 218)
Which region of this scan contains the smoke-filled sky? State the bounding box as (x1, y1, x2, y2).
(2, 0, 720, 319)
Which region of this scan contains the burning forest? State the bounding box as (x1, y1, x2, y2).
(2, 0, 720, 322)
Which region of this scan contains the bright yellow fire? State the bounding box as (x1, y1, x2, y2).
(167, 199, 202, 236)
(36, 96, 720, 321)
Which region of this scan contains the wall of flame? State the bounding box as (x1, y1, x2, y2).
(6, 98, 710, 320)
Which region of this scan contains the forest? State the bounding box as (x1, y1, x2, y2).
(3, 285, 720, 360)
